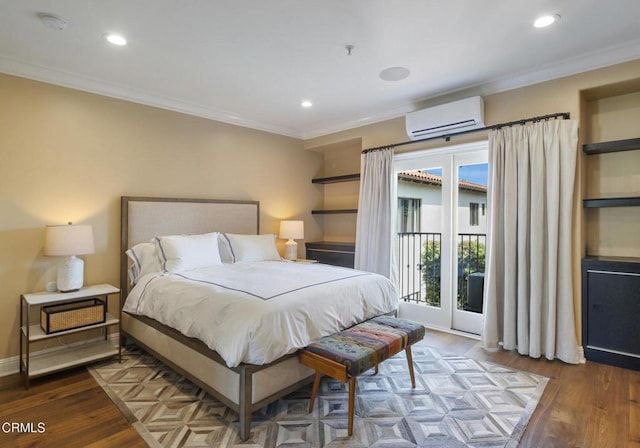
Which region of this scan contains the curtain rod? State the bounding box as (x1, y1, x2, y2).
(361, 111, 570, 154)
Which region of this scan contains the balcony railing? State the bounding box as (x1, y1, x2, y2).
(397, 232, 486, 312)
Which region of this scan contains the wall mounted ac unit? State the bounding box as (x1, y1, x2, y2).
(405, 96, 485, 140)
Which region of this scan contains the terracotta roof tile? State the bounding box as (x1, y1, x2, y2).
(398, 170, 487, 192)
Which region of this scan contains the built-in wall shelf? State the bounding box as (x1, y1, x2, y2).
(311, 167, 360, 248)
(583, 137, 640, 154)
(312, 173, 360, 184)
(583, 196, 640, 208)
(583, 136, 640, 209)
(311, 209, 358, 215)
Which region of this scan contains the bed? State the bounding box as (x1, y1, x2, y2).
(119, 196, 397, 440)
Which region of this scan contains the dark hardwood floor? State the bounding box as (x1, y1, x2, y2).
(0, 329, 638, 447)
(0, 367, 147, 448)
(426, 330, 640, 448)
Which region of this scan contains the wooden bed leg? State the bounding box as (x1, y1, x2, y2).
(308, 371, 321, 413)
(405, 346, 416, 388)
(239, 368, 252, 441)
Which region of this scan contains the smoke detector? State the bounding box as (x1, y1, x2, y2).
(39, 13, 69, 31)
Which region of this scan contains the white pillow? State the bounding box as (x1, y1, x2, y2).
(217, 233, 234, 263)
(223, 233, 281, 262)
(126, 242, 162, 285)
(155, 232, 222, 273)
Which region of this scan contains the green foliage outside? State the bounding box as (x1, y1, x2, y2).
(458, 239, 486, 276)
(420, 238, 486, 308)
(421, 240, 441, 307)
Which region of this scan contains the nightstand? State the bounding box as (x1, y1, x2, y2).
(19, 284, 121, 388)
(293, 258, 319, 263)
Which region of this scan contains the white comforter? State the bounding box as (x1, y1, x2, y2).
(123, 261, 398, 367)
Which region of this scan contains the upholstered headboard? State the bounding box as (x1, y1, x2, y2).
(120, 196, 260, 298)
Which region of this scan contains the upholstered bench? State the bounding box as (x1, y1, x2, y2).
(299, 315, 425, 436)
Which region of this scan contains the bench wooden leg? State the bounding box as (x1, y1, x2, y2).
(405, 346, 416, 388)
(347, 377, 356, 436)
(374, 364, 379, 375)
(308, 371, 322, 413)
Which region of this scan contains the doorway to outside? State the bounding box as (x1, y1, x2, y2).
(395, 141, 488, 335)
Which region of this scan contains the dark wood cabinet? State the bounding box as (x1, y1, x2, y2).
(581, 257, 640, 371)
(306, 241, 355, 268)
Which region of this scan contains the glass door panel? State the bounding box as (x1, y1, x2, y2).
(397, 167, 443, 308)
(395, 155, 453, 330)
(452, 158, 488, 334)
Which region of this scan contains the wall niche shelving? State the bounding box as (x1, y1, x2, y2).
(581, 83, 640, 372)
(306, 138, 362, 267)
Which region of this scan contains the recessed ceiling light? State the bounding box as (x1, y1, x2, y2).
(301, 100, 313, 108)
(534, 14, 560, 28)
(379, 66, 410, 82)
(105, 34, 127, 46)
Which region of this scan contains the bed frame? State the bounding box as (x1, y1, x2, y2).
(119, 196, 315, 441)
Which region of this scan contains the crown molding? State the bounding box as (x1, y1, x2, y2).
(302, 38, 640, 139)
(0, 55, 304, 139)
(301, 102, 415, 140)
(471, 37, 640, 98)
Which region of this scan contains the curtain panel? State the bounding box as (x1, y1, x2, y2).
(355, 147, 396, 280)
(481, 119, 581, 364)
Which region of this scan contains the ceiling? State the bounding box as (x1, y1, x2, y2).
(1, 1, 639, 139)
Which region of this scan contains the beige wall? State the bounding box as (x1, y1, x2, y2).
(0, 74, 322, 360)
(305, 58, 640, 343)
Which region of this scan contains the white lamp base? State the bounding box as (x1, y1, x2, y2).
(57, 256, 84, 292)
(284, 239, 298, 261)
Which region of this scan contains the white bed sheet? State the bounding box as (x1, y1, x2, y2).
(123, 261, 398, 367)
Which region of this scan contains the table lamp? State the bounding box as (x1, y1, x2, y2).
(44, 223, 95, 292)
(279, 220, 304, 261)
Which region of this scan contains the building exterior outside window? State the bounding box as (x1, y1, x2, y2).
(470, 202, 479, 226)
(398, 198, 421, 233)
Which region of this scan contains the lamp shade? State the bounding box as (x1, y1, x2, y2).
(279, 220, 304, 240)
(44, 224, 95, 256)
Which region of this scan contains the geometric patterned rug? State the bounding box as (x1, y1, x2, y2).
(88, 341, 548, 448)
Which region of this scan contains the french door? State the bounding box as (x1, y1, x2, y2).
(395, 141, 488, 335)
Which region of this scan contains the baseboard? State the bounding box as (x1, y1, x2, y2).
(0, 353, 19, 378)
(0, 333, 120, 378)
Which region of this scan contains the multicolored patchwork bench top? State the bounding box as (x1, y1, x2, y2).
(303, 315, 425, 377)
